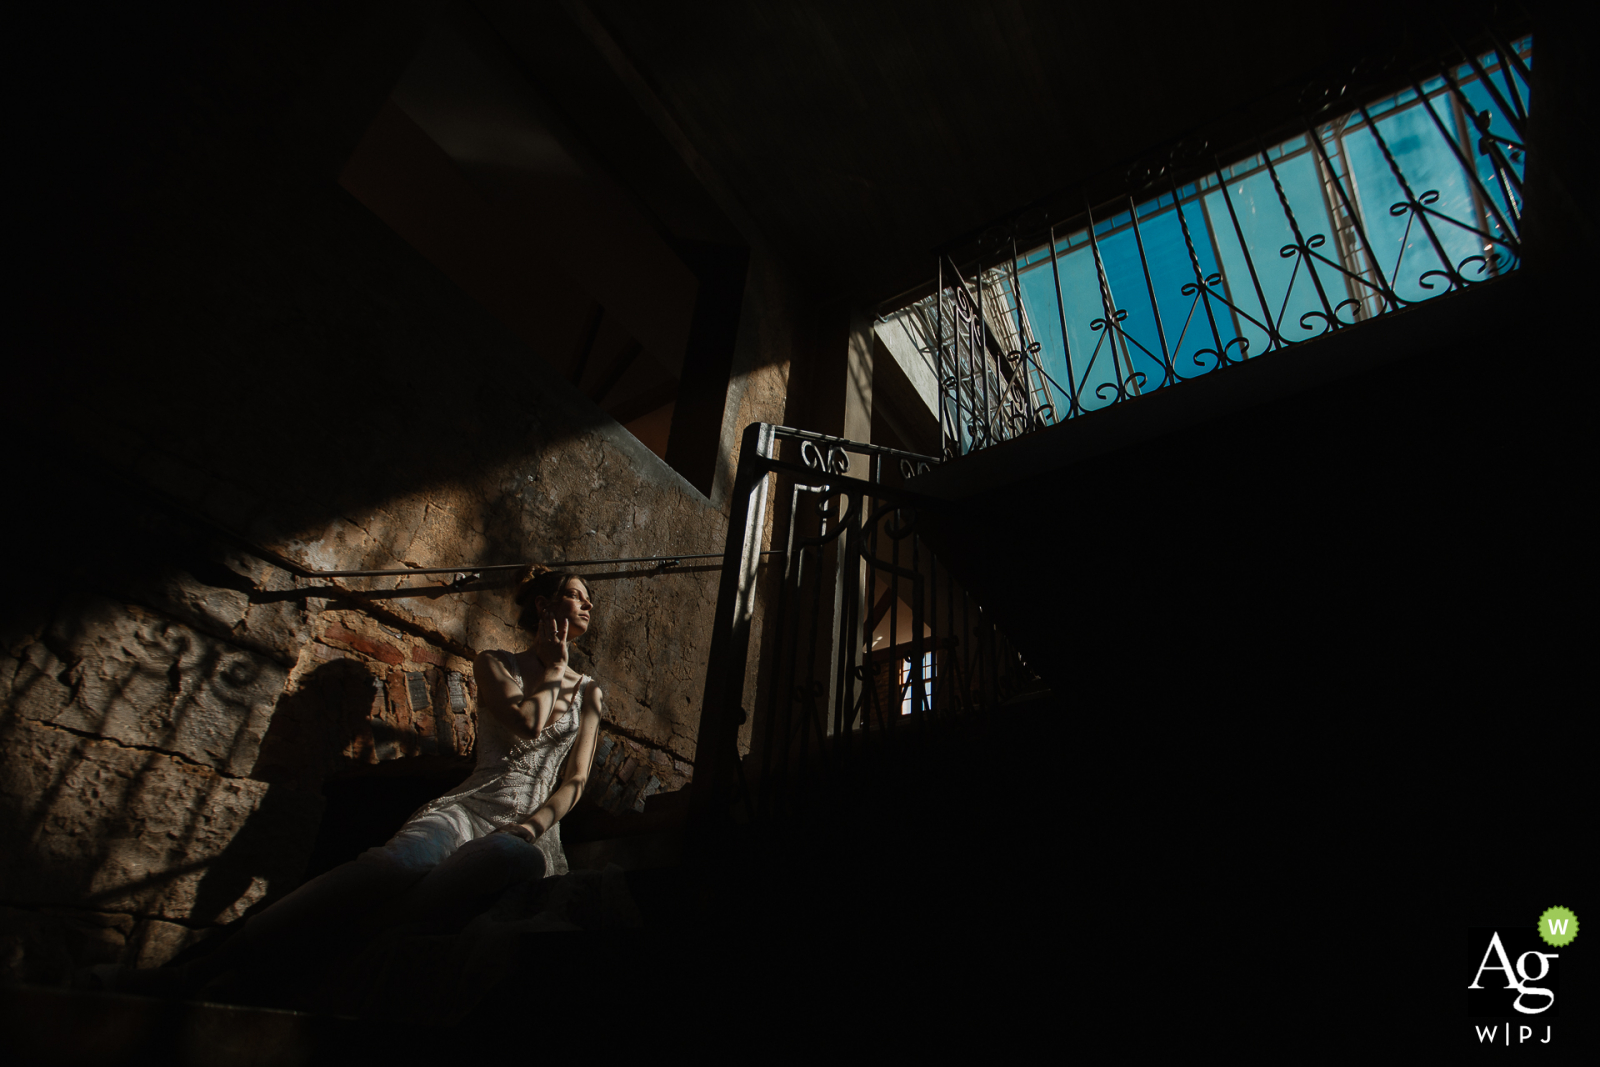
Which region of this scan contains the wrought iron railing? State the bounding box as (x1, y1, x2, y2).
(878, 27, 1533, 458)
(688, 424, 1032, 827)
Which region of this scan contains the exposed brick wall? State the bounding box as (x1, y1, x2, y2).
(584, 731, 692, 816)
(299, 612, 477, 768)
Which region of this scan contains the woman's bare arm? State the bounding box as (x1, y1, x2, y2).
(518, 686, 604, 837)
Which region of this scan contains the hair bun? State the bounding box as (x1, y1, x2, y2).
(512, 564, 550, 607)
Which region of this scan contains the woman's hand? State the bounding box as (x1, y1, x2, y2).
(531, 613, 570, 674)
(492, 823, 539, 844)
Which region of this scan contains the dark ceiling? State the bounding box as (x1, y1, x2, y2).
(555, 0, 1457, 308)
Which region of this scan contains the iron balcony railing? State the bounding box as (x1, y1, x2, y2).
(689, 424, 1032, 828)
(879, 26, 1533, 459)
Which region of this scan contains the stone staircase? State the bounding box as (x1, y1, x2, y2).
(1, 688, 1067, 1060)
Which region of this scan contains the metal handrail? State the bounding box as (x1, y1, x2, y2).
(304, 552, 777, 580)
(689, 423, 1028, 833)
(100, 465, 778, 587)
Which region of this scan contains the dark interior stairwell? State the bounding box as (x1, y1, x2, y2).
(4, 2, 1593, 1059)
(908, 265, 1583, 719)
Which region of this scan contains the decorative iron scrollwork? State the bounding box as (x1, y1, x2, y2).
(800, 439, 851, 476)
(799, 492, 859, 547)
(1455, 249, 1515, 283)
(904, 30, 1525, 460)
(1390, 189, 1442, 218)
(1296, 309, 1338, 338)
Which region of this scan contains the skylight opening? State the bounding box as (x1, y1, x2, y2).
(880, 35, 1532, 459)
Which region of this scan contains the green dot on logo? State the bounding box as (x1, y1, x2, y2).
(1538, 906, 1578, 947)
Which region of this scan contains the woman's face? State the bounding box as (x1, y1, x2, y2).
(537, 578, 593, 638)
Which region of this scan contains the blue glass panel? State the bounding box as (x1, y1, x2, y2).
(1203, 151, 1340, 354)
(1090, 225, 1170, 397)
(1016, 241, 1123, 413)
(1272, 135, 1307, 158)
(1015, 187, 1233, 413)
(1012, 262, 1072, 416)
(1343, 97, 1484, 300)
(1142, 197, 1230, 376)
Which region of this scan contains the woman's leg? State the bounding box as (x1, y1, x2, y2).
(373, 831, 546, 933)
(186, 852, 427, 983)
(93, 851, 425, 996)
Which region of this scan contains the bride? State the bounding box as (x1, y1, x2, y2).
(99, 568, 605, 995)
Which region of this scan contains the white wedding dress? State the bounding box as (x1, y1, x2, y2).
(366, 650, 588, 878)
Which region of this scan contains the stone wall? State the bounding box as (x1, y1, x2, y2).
(1, 536, 320, 983)
(0, 409, 742, 984)
(4, 1, 804, 985)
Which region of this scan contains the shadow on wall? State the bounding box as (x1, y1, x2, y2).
(267, 662, 476, 885)
(0, 472, 460, 982)
(196, 657, 472, 923)
(0, 592, 322, 981)
(0, 637, 469, 985)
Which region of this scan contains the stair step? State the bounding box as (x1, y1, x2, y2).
(0, 984, 361, 1066)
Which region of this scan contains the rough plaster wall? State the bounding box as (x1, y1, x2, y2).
(258, 419, 732, 764)
(4, 1, 813, 986)
(723, 249, 801, 755)
(0, 553, 324, 984)
(0, 415, 734, 985)
(4, 119, 728, 996)
(2, 189, 810, 989)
